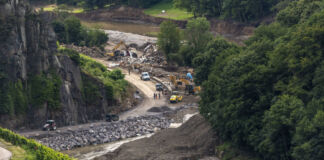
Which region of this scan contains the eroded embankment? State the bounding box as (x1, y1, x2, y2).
(95, 114, 219, 160)
(31, 115, 171, 151)
(76, 6, 256, 45)
(28, 105, 197, 152)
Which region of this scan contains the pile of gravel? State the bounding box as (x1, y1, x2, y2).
(37, 115, 170, 151)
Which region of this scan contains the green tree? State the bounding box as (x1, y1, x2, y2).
(258, 95, 304, 160)
(157, 20, 181, 61)
(182, 17, 212, 66)
(64, 16, 82, 44)
(193, 37, 238, 85)
(292, 110, 324, 160)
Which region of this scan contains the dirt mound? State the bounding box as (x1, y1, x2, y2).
(147, 106, 172, 113)
(95, 114, 219, 160)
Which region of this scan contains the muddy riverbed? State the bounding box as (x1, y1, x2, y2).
(82, 20, 160, 36)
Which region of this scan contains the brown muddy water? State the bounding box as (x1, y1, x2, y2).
(82, 20, 160, 36)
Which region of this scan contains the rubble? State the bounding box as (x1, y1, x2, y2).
(63, 44, 106, 58)
(104, 30, 157, 48)
(34, 115, 171, 151)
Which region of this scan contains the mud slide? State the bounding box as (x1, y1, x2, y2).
(95, 114, 219, 160)
(94, 58, 167, 120)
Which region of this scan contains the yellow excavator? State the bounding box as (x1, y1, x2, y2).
(170, 75, 183, 89)
(169, 75, 201, 95)
(106, 41, 128, 60)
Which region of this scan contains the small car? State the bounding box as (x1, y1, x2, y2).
(156, 83, 163, 91)
(106, 114, 119, 122)
(170, 95, 183, 103)
(43, 120, 57, 131)
(141, 72, 150, 81)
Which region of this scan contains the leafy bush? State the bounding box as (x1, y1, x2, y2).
(107, 69, 125, 81)
(28, 72, 62, 110)
(58, 47, 81, 64)
(0, 127, 74, 160)
(79, 54, 128, 101)
(52, 16, 108, 48)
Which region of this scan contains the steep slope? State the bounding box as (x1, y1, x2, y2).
(95, 114, 218, 160)
(0, 0, 131, 130)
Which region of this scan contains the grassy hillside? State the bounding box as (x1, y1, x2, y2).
(41, 4, 84, 13)
(144, 0, 193, 20)
(0, 138, 35, 160)
(0, 128, 73, 160)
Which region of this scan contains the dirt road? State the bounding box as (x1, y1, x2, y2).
(20, 58, 167, 138)
(0, 146, 12, 160)
(94, 58, 167, 120)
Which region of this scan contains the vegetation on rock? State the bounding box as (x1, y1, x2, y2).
(52, 16, 108, 48)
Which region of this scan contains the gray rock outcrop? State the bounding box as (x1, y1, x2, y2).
(0, 0, 128, 129)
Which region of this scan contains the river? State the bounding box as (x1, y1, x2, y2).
(82, 20, 160, 36)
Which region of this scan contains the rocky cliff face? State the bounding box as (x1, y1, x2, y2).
(0, 0, 127, 129)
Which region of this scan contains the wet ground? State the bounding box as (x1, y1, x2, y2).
(63, 134, 154, 160)
(82, 20, 160, 36)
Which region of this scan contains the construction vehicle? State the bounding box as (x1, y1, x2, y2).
(169, 74, 201, 95)
(141, 72, 150, 81)
(106, 41, 128, 60)
(170, 75, 183, 89)
(43, 120, 56, 131)
(169, 91, 183, 103)
(106, 114, 119, 122)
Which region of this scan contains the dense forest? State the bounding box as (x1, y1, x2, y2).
(158, 0, 324, 159)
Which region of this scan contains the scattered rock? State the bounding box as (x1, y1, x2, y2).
(33, 115, 171, 151)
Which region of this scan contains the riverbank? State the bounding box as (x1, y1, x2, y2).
(63, 104, 199, 159)
(75, 6, 255, 45)
(26, 104, 197, 151)
(95, 114, 219, 160)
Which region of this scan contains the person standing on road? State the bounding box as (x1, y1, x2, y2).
(128, 67, 131, 75)
(154, 93, 156, 99)
(158, 93, 161, 99)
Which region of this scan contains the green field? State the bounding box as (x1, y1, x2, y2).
(42, 4, 84, 13)
(144, 1, 193, 20)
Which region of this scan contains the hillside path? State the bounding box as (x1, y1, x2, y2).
(94, 58, 167, 120)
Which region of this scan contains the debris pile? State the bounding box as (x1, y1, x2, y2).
(35, 115, 171, 151)
(63, 44, 105, 58)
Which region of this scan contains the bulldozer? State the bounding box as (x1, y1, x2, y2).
(106, 41, 128, 60)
